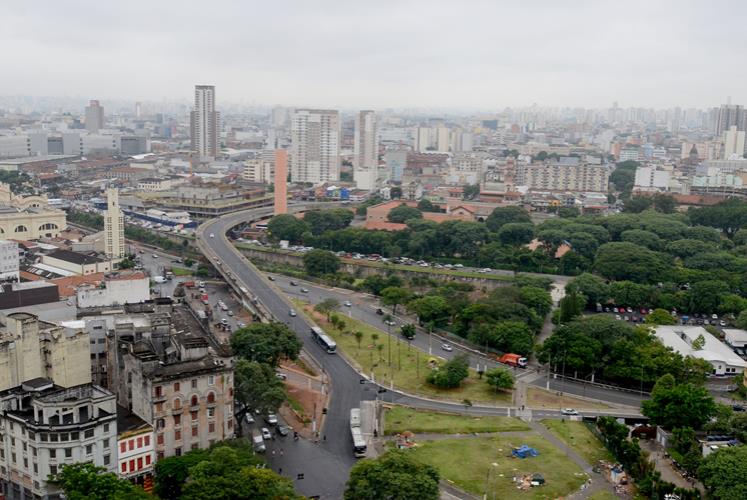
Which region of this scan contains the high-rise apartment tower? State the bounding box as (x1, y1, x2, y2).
(190, 85, 220, 158)
(290, 109, 340, 183)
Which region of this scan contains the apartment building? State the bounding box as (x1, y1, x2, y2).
(517, 158, 609, 193)
(0, 313, 91, 392)
(116, 407, 155, 490)
(85, 100, 105, 133)
(191, 85, 220, 159)
(104, 188, 125, 259)
(290, 109, 340, 183)
(109, 303, 235, 459)
(0, 379, 118, 500)
(353, 111, 379, 190)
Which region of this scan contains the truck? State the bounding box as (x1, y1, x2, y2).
(350, 408, 367, 458)
(498, 353, 528, 368)
(153, 276, 167, 284)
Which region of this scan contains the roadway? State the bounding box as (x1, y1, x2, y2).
(197, 204, 644, 499)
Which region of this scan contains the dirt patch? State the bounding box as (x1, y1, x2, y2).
(527, 387, 610, 410)
(278, 371, 327, 440)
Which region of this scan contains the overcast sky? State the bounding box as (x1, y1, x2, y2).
(3, 1, 745, 110)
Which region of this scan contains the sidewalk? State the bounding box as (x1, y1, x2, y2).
(278, 360, 329, 440)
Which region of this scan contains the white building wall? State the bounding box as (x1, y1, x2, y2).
(77, 278, 150, 308)
(0, 240, 19, 281)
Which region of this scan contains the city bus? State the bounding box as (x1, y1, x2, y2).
(350, 408, 367, 458)
(310, 326, 337, 354)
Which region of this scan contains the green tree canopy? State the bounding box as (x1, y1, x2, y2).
(230, 322, 301, 366)
(303, 249, 341, 276)
(52, 463, 152, 500)
(345, 450, 440, 500)
(408, 295, 450, 327)
(567, 273, 610, 306)
(381, 286, 413, 315)
(699, 445, 747, 500)
(234, 359, 286, 419)
(387, 204, 423, 223)
(641, 374, 716, 430)
(594, 242, 672, 283)
(486, 367, 514, 391)
(485, 206, 531, 232)
(496, 222, 535, 246)
(645, 308, 677, 325)
(267, 214, 309, 243)
(303, 208, 355, 235)
(427, 354, 469, 388)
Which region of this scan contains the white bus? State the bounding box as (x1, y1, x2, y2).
(310, 326, 337, 354)
(350, 408, 366, 458)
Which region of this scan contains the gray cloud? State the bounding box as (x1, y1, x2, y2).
(2, 0, 746, 109)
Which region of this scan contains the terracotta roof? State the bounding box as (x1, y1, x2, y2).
(51, 273, 105, 297)
(364, 221, 408, 231)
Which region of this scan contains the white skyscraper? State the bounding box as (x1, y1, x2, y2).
(190, 85, 220, 159)
(104, 188, 125, 259)
(724, 125, 746, 158)
(85, 100, 105, 133)
(353, 110, 379, 190)
(290, 109, 340, 183)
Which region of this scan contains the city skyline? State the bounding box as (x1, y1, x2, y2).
(3, 1, 747, 109)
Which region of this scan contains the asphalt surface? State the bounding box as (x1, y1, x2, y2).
(196, 204, 645, 498)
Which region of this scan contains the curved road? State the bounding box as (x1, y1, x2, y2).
(197, 205, 642, 498)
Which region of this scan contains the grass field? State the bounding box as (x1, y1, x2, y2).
(541, 420, 612, 464)
(587, 490, 618, 500)
(295, 300, 513, 404)
(384, 406, 529, 435)
(410, 434, 587, 499)
(526, 387, 610, 410)
(170, 267, 192, 276)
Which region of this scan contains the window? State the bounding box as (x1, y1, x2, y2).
(174, 415, 181, 426)
(86, 444, 92, 455)
(85, 429, 94, 439)
(154, 386, 162, 398)
(64, 448, 72, 458)
(59, 433, 68, 442)
(174, 382, 180, 392)
(157, 451, 164, 461)
(175, 447, 182, 457)
(30, 446, 36, 457)
(191, 411, 198, 421)
(192, 426, 198, 437)
(191, 395, 198, 407)
(191, 443, 199, 450)
(137, 457, 143, 470)
(129, 440, 134, 451)
(174, 430, 181, 441)
(173, 398, 181, 410)
(129, 459, 135, 472)
(207, 392, 215, 404)
(191, 379, 197, 389)
(104, 424, 109, 433)
(157, 434, 164, 445)
(50, 465, 57, 476)
(208, 375, 215, 386)
(103, 439, 109, 449)
(120, 442, 126, 454)
(156, 402, 163, 412)
(144, 435, 150, 447)
(207, 408, 215, 418)
(156, 419, 164, 430)
(145, 455, 151, 466)
(33, 463, 38, 474)
(137, 437, 142, 448)
(49, 450, 56, 459)
(71, 432, 78, 440)
(208, 422, 215, 433)
(121, 463, 127, 474)
(104, 454, 110, 465)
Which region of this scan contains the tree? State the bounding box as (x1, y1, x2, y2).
(496, 222, 535, 245)
(408, 295, 450, 327)
(699, 445, 747, 500)
(567, 273, 609, 306)
(303, 249, 341, 276)
(427, 354, 469, 388)
(518, 286, 553, 318)
(400, 323, 416, 340)
(486, 206, 531, 232)
(267, 213, 309, 243)
(234, 359, 286, 423)
(380, 286, 413, 315)
(485, 367, 514, 391)
(688, 280, 729, 314)
(736, 309, 747, 330)
(692, 334, 706, 350)
(623, 196, 654, 213)
(315, 298, 340, 321)
(390, 186, 403, 199)
(345, 450, 440, 500)
(641, 374, 716, 430)
(51, 463, 152, 500)
(621, 229, 663, 250)
(645, 308, 677, 325)
(558, 206, 580, 218)
(462, 184, 480, 200)
(491, 321, 534, 355)
(558, 289, 584, 323)
(230, 322, 302, 366)
(388, 204, 422, 223)
(354, 330, 364, 350)
(303, 208, 354, 235)
(417, 198, 439, 212)
(594, 242, 672, 283)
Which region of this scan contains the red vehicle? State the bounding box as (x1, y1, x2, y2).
(498, 353, 528, 368)
(201, 293, 209, 305)
(183, 281, 195, 288)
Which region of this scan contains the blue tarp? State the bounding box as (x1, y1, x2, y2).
(512, 445, 539, 459)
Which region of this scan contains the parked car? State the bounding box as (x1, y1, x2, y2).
(343, 300, 352, 307)
(209, 233, 215, 238)
(246, 413, 255, 423)
(300, 287, 309, 293)
(253, 434, 266, 452)
(276, 373, 287, 381)
(375, 308, 384, 315)
(561, 408, 579, 415)
(384, 319, 396, 326)
(441, 343, 453, 352)
(289, 281, 297, 286)
(277, 425, 290, 437)
(261, 428, 272, 440)
(289, 309, 297, 317)
(267, 275, 275, 281)
(221, 318, 228, 325)
(265, 414, 278, 426)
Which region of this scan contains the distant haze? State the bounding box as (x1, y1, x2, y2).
(3, 0, 745, 109)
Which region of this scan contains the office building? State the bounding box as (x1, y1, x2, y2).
(274, 149, 288, 215)
(190, 85, 220, 159)
(0, 379, 117, 499)
(723, 125, 745, 158)
(385, 150, 407, 182)
(85, 100, 105, 133)
(290, 109, 340, 183)
(104, 188, 125, 259)
(634, 166, 671, 191)
(353, 111, 379, 190)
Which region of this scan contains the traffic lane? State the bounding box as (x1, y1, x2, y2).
(531, 377, 646, 407)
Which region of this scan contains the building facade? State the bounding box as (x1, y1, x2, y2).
(0, 380, 117, 500)
(0, 240, 19, 281)
(104, 188, 125, 259)
(116, 408, 155, 490)
(85, 100, 105, 133)
(353, 111, 378, 190)
(517, 160, 609, 193)
(190, 85, 220, 159)
(290, 109, 340, 183)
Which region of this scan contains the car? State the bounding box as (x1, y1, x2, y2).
(289, 281, 297, 286)
(712, 313, 719, 320)
(246, 413, 255, 423)
(384, 319, 396, 326)
(615, 314, 622, 320)
(300, 287, 309, 293)
(626, 307, 633, 313)
(343, 300, 352, 307)
(209, 233, 215, 238)
(237, 322, 246, 328)
(253, 434, 266, 452)
(138, 249, 145, 254)
(289, 309, 297, 317)
(267, 275, 275, 281)
(720, 320, 727, 327)
(733, 405, 746, 412)
(561, 408, 579, 415)
(441, 343, 453, 352)
(153, 254, 158, 259)
(276, 372, 287, 380)
(221, 318, 228, 325)
(277, 425, 290, 437)
(261, 427, 272, 440)
(265, 414, 278, 426)
(375, 308, 384, 315)
(198, 281, 206, 288)
(227, 310, 233, 316)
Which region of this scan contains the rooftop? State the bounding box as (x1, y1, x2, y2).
(654, 326, 747, 368)
(47, 249, 103, 265)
